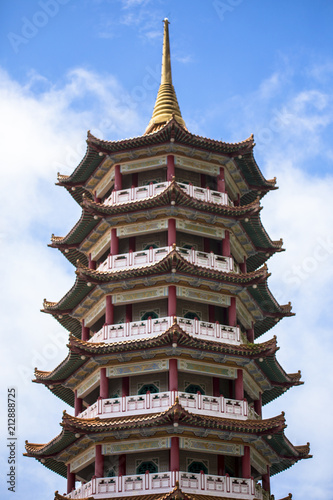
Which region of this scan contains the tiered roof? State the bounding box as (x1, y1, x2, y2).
(33, 328, 302, 407)
(25, 402, 311, 479)
(42, 247, 293, 339)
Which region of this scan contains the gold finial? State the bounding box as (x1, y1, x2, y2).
(161, 18, 172, 85)
(144, 19, 186, 134)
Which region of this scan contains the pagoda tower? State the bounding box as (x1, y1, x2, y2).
(25, 20, 311, 500)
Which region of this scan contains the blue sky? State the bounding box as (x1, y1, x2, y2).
(1, 1, 333, 500)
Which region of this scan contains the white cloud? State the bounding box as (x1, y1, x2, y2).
(0, 66, 146, 500)
(1, 57, 332, 500)
(230, 63, 333, 500)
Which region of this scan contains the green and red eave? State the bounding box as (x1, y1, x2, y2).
(57, 119, 276, 205)
(33, 330, 302, 407)
(24, 402, 311, 479)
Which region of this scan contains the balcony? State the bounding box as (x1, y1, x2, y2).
(77, 391, 259, 421)
(88, 316, 241, 345)
(104, 181, 230, 207)
(66, 471, 269, 499)
(97, 246, 235, 273)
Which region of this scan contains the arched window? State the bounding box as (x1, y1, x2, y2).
(143, 243, 159, 250)
(184, 311, 201, 320)
(138, 383, 159, 395)
(136, 461, 158, 474)
(141, 311, 159, 320)
(185, 383, 205, 395)
(188, 461, 208, 474)
(106, 468, 116, 477)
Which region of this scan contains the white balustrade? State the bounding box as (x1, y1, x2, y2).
(77, 391, 176, 419)
(66, 472, 263, 499)
(77, 391, 258, 421)
(97, 246, 235, 273)
(88, 316, 240, 345)
(178, 182, 230, 206)
(104, 182, 170, 205)
(104, 181, 231, 207)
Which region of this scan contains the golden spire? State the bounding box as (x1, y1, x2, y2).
(144, 18, 186, 134)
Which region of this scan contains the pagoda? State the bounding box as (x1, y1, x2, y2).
(25, 19, 311, 500)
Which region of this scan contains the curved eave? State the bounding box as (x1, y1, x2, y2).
(267, 434, 311, 476)
(235, 150, 277, 205)
(83, 181, 261, 219)
(57, 137, 105, 186)
(26, 403, 285, 458)
(250, 282, 294, 339)
(57, 183, 93, 206)
(82, 186, 281, 268)
(258, 355, 303, 405)
(78, 250, 269, 286)
(50, 210, 99, 248)
(87, 121, 274, 190)
(242, 216, 283, 252)
(43, 254, 290, 337)
(48, 245, 88, 268)
(43, 252, 270, 315)
(69, 328, 278, 358)
(28, 404, 310, 476)
(62, 403, 286, 435)
(246, 248, 284, 273)
(34, 354, 84, 383)
(33, 328, 278, 393)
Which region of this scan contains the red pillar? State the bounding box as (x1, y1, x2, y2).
(213, 377, 220, 397)
(217, 167, 225, 193)
(74, 390, 82, 417)
(126, 304, 132, 323)
(105, 296, 114, 325)
(110, 228, 118, 255)
(222, 230, 231, 257)
(208, 305, 215, 323)
(169, 359, 178, 391)
(122, 377, 129, 397)
(88, 253, 96, 270)
(67, 464, 75, 493)
(81, 320, 89, 341)
(242, 446, 251, 479)
(204, 238, 210, 253)
(201, 174, 206, 188)
(129, 236, 136, 252)
(240, 259, 247, 274)
(167, 155, 175, 181)
(228, 297, 237, 326)
(95, 444, 104, 478)
(246, 323, 254, 343)
(119, 454, 126, 476)
(217, 455, 225, 476)
(114, 164, 122, 191)
(131, 173, 138, 188)
(262, 465, 270, 494)
(170, 437, 179, 471)
(168, 219, 176, 246)
(235, 369, 244, 400)
(94, 192, 101, 203)
(168, 285, 177, 317)
(100, 368, 108, 399)
(254, 393, 262, 417)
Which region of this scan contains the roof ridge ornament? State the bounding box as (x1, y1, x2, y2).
(144, 19, 186, 135)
